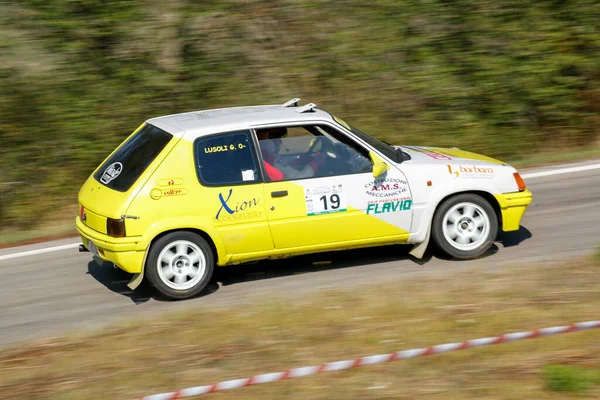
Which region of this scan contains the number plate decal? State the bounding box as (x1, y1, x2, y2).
(87, 240, 100, 257)
(305, 184, 347, 216)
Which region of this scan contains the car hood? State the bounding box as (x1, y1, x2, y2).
(397, 145, 505, 166)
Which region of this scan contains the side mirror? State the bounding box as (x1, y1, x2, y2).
(369, 151, 389, 177)
(373, 161, 389, 177)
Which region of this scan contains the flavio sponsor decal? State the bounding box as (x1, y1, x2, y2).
(367, 199, 412, 214)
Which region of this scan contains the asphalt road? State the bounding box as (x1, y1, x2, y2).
(1, 160, 599, 349)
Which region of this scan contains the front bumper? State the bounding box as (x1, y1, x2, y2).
(76, 217, 145, 273)
(494, 190, 533, 232)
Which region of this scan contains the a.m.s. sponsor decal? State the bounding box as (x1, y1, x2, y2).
(215, 189, 262, 221)
(367, 198, 413, 214)
(365, 178, 409, 198)
(447, 164, 494, 178)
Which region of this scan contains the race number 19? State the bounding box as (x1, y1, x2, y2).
(305, 185, 347, 216)
(320, 194, 340, 210)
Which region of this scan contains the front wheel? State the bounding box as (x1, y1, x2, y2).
(431, 194, 498, 260)
(145, 231, 215, 300)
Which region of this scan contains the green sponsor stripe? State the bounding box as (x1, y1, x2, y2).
(308, 208, 347, 216)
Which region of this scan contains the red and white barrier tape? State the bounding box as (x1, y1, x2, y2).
(134, 320, 599, 400)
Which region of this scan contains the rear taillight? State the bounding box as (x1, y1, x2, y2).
(107, 218, 126, 237)
(513, 172, 526, 192)
(79, 205, 85, 221)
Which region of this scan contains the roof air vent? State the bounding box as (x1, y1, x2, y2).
(281, 98, 301, 107)
(295, 103, 317, 113)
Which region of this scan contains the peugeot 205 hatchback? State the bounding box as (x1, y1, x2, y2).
(76, 99, 532, 299)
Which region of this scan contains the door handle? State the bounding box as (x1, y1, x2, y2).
(271, 190, 288, 198)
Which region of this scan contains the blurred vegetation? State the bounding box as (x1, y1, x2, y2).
(542, 364, 600, 393)
(1, 0, 599, 229)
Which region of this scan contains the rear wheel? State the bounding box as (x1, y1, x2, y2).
(146, 231, 214, 300)
(431, 193, 498, 259)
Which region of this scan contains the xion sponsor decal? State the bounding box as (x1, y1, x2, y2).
(215, 189, 261, 221)
(367, 199, 412, 214)
(447, 164, 494, 178)
(218, 211, 262, 221)
(100, 162, 123, 184)
(365, 178, 409, 198)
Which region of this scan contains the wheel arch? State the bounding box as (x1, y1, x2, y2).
(142, 228, 219, 299)
(127, 226, 222, 292)
(148, 228, 219, 265)
(434, 190, 501, 228)
(410, 188, 502, 245)
(428, 189, 501, 259)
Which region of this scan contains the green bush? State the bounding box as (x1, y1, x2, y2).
(542, 364, 597, 393)
(1, 0, 599, 229)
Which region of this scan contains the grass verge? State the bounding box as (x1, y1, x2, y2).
(1, 253, 599, 399)
(508, 146, 600, 169)
(0, 208, 78, 249)
(542, 364, 600, 393)
(0, 223, 78, 249)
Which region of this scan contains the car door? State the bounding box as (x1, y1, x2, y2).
(193, 129, 274, 256)
(253, 123, 413, 250)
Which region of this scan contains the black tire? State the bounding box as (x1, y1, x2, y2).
(431, 193, 498, 260)
(145, 231, 215, 300)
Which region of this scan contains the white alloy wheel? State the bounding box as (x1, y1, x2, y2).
(431, 193, 498, 260)
(156, 240, 207, 290)
(442, 202, 490, 251)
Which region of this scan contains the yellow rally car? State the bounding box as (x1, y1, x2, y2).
(77, 99, 532, 299)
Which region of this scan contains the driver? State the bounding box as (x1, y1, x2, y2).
(256, 127, 325, 181)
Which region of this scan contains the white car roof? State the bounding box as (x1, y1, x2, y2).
(145, 101, 335, 140)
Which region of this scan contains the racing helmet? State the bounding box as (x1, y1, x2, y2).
(258, 127, 288, 140)
(257, 127, 288, 154)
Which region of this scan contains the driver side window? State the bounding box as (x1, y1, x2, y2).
(255, 124, 373, 182)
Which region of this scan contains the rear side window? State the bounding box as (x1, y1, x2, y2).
(194, 130, 260, 186)
(94, 124, 173, 192)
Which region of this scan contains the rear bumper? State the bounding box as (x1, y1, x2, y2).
(76, 217, 145, 273)
(494, 190, 533, 232)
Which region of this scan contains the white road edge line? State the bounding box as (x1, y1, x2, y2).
(0, 243, 80, 262)
(1, 162, 599, 262)
(0, 243, 80, 261)
(521, 163, 600, 179)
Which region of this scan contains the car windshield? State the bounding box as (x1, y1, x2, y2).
(93, 123, 173, 192)
(330, 115, 403, 163)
